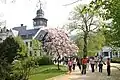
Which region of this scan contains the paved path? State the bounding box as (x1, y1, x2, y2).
(47, 63, 120, 80)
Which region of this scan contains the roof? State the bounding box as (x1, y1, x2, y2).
(12, 26, 40, 39)
(19, 28, 39, 36)
(19, 28, 39, 39)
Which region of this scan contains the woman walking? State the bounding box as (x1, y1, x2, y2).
(90, 57, 95, 72)
(94, 56, 98, 71)
(98, 56, 106, 73)
(72, 58, 76, 71)
(68, 58, 73, 74)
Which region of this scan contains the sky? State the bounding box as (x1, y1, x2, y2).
(0, 0, 91, 29)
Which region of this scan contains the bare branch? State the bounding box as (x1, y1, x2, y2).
(87, 14, 94, 22)
(88, 17, 94, 31)
(63, 0, 81, 6)
(89, 26, 98, 32)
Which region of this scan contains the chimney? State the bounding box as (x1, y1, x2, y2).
(21, 24, 23, 26)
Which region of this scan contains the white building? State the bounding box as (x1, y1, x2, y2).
(0, 27, 15, 43)
(98, 46, 120, 61)
(12, 2, 48, 56)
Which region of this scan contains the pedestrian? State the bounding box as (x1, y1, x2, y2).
(107, 58, 111, 76)
(94, 56, 98, 71)
(98, 56, 106, 73)
(68, 58, 73, 74)
(81, 56, 87, 75)
(72, 58, 76, 71)
(76, 57, 81, 71)
(90, 57, 95, 72)
(86, 56, 89, 71)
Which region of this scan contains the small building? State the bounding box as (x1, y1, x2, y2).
(98, 46, 112, 61)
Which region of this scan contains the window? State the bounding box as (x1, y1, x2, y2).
(21, 35, 26, 39)
(28, 34, 32, 39)
(34, 51, 37, 56)
(26, 42, 28, 46)
(30, 41, 32, 47)
(103, 52, 109, 57)
(29, 51, 32, 56)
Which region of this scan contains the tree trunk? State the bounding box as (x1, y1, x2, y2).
(83, 32, 88, 57)
(57, 59, 60, 70)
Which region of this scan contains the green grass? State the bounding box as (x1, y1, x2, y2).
(29, 65, 67, 80)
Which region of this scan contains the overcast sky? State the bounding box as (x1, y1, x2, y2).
(0, 0, 91, 29)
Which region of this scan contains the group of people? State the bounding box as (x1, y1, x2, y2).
(67, 55, 111, 76)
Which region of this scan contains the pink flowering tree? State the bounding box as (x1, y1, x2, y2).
(34, 28, 79, 69)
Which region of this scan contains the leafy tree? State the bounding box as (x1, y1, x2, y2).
(32, 39, 43, 56)
(68, 4, 102, 56)
(35, 28, 78, 70)
(0, 36, 21, 80)
(73, 30, 105, 56)
(0, 36, 20, 63)
(103, 0, 120, 47)
(10, 57, 35, 80)
(87, 30, 105, 56)
(14, 36, 28, 57)
(86, 0, 120, 48)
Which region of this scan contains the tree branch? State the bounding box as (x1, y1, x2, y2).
(88, 17, 94, 31)
(89, 26, 98, 32)
(63, 0, 81, 6)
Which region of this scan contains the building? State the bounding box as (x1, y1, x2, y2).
(98, 46, 120, 61)
(12, 2, 48, 56)
(0, 27, 16, 43)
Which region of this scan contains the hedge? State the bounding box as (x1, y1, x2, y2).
(111, 57, 120, 63)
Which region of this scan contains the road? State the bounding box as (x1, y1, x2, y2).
(47, 63, 120, 80)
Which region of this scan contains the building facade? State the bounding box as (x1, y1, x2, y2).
(0, 27, 15, 43)
(12, 3, 48, 56)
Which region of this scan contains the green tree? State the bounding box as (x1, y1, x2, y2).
(14, 36, 28, 57)
(68, 4, 102, 56)
(86, 0, 120, 48)
(0, 36, 20, 63)
(73, 30, 105, 56)
(103, 0, 120, 47)
(0, 36, 21, 80)
(87, 30, 105, 56)
(32, 39, 43, 56)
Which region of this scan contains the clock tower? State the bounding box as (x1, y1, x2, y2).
(33, 1, 48, 29)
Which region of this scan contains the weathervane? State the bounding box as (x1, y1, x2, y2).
(38, 0, 42, 9)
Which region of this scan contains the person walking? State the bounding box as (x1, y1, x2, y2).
(107, 58, 111, 76)
(90, 57, 95, 72)
(76, 57, 81, 71)
(72, 58, 76, 71)
(94, 56, 98, 71)
(86, 56, 89, 71)
(98, 56, 106, 73)
(81, 56, 87, 75)
(68, 58, 73, 74)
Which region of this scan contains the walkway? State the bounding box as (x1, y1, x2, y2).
(47, 63, 120, 80)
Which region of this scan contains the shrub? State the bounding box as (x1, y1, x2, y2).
(9, 57, 36, 80)
(35, 56, 54, 66)
(111, 57, 120, 63)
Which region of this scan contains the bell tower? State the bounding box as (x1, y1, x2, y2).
(33, 0, 48, 29)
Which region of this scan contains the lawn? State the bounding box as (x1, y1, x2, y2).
(29, 65, 67, 80)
